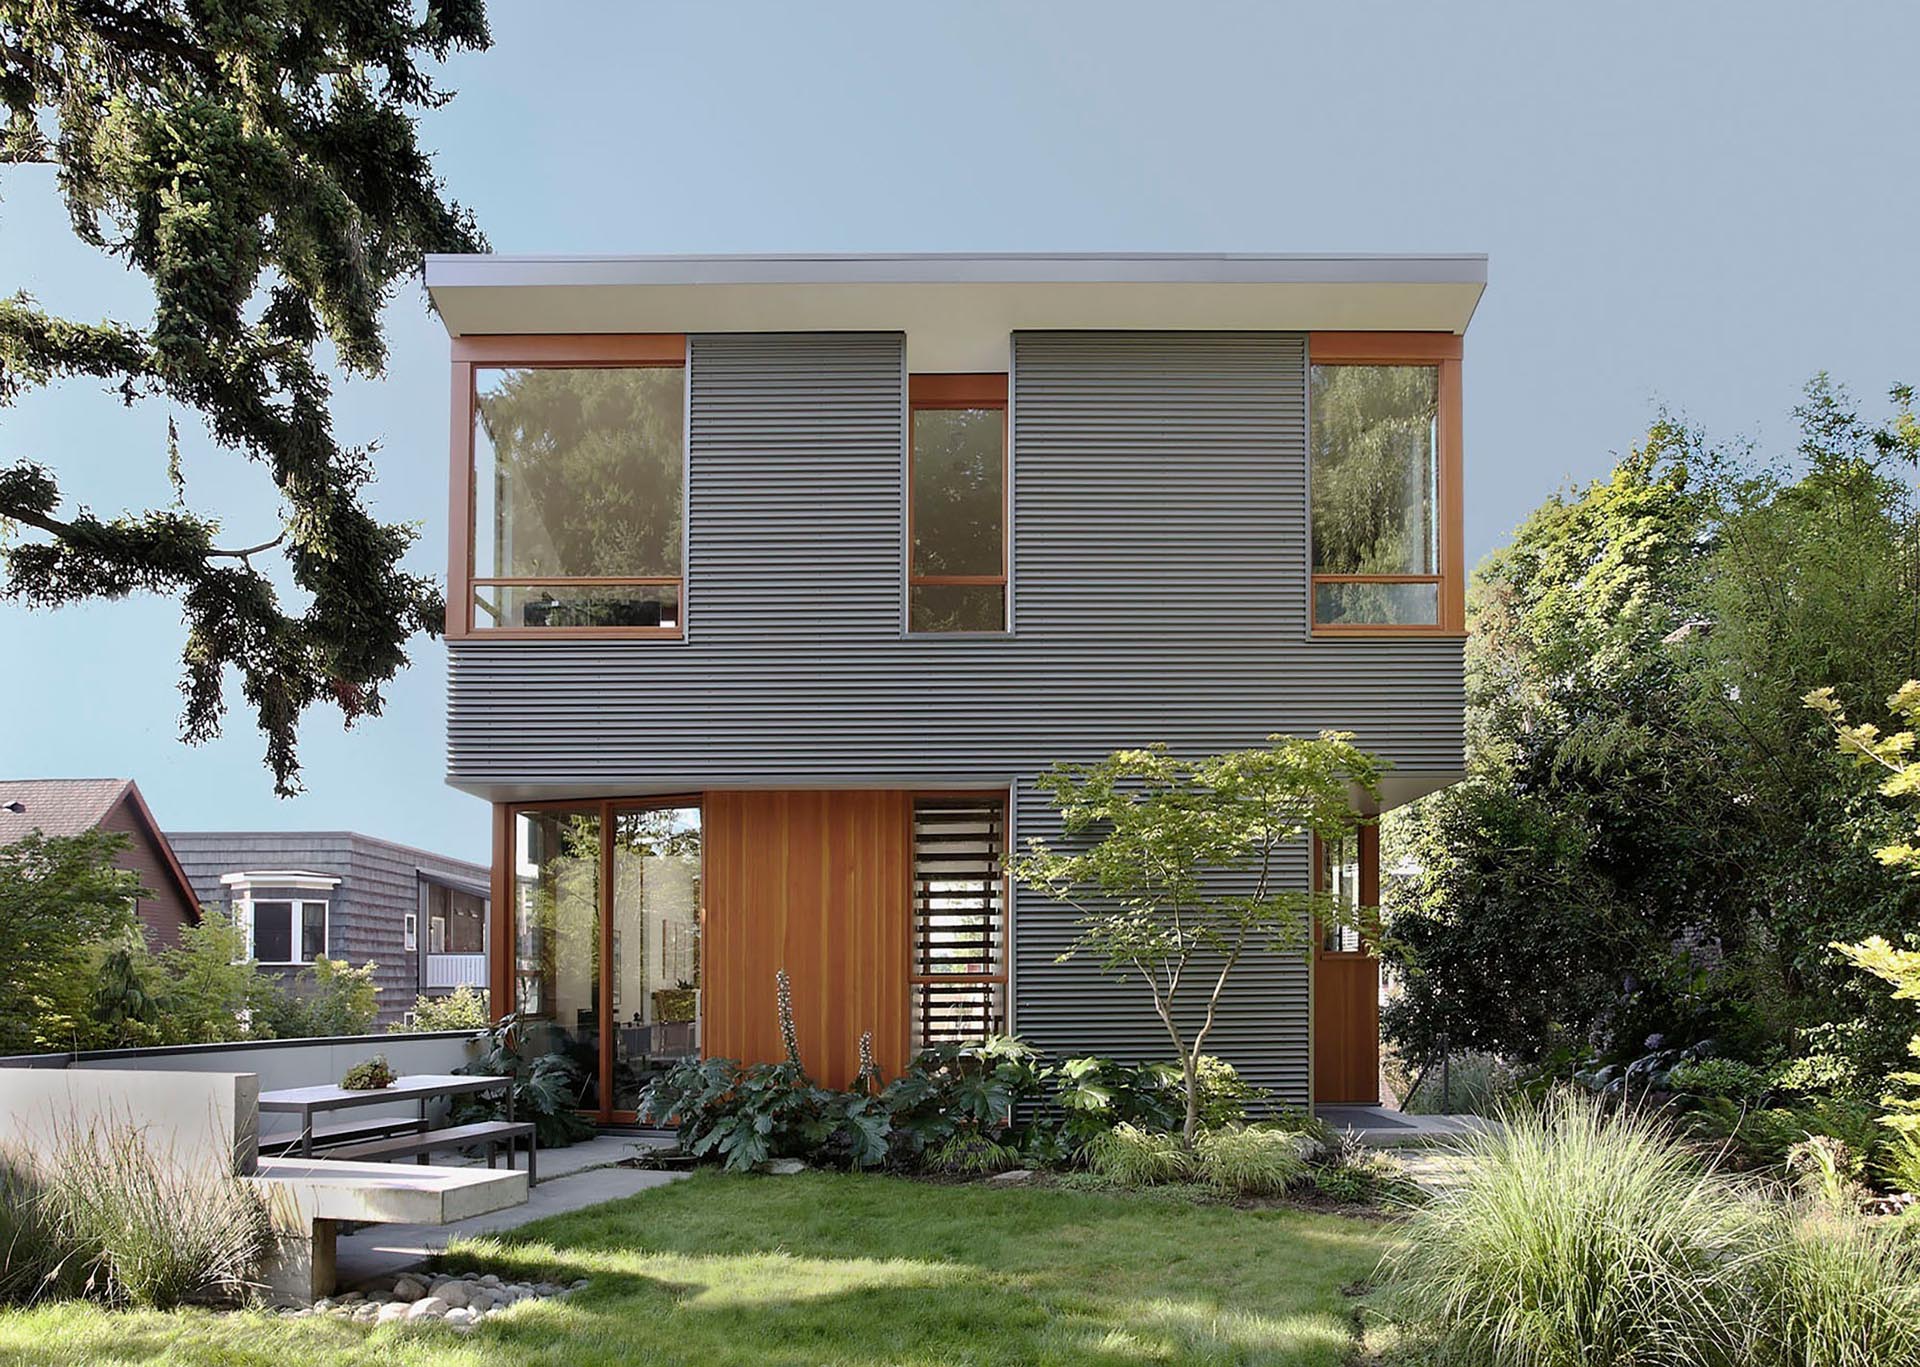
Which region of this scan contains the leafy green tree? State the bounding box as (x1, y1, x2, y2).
(1012, 733, 1383, 1143)
(0, 829, 140, 1051)
(1384, 378, 1920, 1072)
(252, 957, 380, 1038)
(393, 983, 490, 1032)
(0, 1, 491, 793)
(151, 906, 260, 1044)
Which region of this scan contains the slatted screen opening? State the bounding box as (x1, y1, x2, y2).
(911, 797, 1008, 1048)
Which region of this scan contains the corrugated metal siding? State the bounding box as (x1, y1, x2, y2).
(168, 833, 490, 1026)
(446, 331, 1465, 1104)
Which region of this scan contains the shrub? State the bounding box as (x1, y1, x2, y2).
(1192, 1056, 1266, 1128)
(254, 957, 379, 1038)
(1380, 1092, 1761, 1367)
(44, 1126, 270, 1309)
(455, 1013, 596, 1148)
(1743, 1207, 1920, 1367)
(1085, 1123, 1194, 1186)
(1052, 1056, 1182, 1149)
(928, 1132, 1021, 1175)
(1669, 1056, 1775, 1104)
(1785, 1136, 1865, 1210)
(881, 1036, 1049, 1164)
(1307, 1131, 1421, 1207)
(395, 984, 490, 1033)
(1194, 1125, 1306, 1196)
(1873, 1128, 1920, 1196)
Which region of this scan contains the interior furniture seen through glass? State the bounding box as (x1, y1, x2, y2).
(473, 364, 685, 631)
(513, 801, 702, 1121)
(1309, 364, 1441, 627)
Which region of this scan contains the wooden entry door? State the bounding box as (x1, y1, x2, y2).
(1312, 826, 1381, 1105)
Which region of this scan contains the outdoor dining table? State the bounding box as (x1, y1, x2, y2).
(257, 1073, 514, 1159)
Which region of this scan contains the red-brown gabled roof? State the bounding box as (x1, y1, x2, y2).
(0, 778, 201, 922)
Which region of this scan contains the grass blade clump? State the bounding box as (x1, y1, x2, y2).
(1086, 1123, 1194, 1186)
(46, 1125, 271, 1309)
(1195, 1125, 1307, 1196)
(1380, 1090, 1759, 1367)
(1742, 1206, 1920, 1367)
(0, 1160, 74, 1306)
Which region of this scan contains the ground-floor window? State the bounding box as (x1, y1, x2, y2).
(511, 800, 702, 1120)
(911, 796, 1009, 1047)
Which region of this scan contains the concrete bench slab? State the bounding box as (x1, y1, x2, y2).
(251, 1157, 527, 1303)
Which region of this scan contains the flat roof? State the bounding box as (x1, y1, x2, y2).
(426, 252, 1486, 371)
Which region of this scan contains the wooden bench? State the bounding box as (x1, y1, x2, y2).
(327, 1120, 538, 1184)
(258, 1115, 428, 1157)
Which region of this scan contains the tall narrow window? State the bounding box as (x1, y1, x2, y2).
(909, 374, 1007, 632)
(466, 339, 687, 635)
(1314, 827, 1378, 954)
(1310, 363, 1441, 627)
(911, 796, 1008, 1046)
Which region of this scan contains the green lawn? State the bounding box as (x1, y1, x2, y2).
(0, 1172, 1393, 1366)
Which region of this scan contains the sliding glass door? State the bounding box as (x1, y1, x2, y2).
(511, 798, 701, 1123)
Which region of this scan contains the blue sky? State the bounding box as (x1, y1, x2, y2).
(3, 2, 1916, 864)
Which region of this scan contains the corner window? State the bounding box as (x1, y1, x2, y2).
(461, 337, 687, 636)
(1308, 336, 1461, 633)
(250, 899, 328, 964)
(909, 375, 1007, 633)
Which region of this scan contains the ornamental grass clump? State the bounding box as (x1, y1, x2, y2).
(45, 1125, 271, 1309)
(1086, 1123, 1194, 1186)
(1741, 1206, 1920, 1367)
(1380, 1091, 1761, 1367)
(1194, 1125, 1307, 1196)
(0, 1160, 72, 1306)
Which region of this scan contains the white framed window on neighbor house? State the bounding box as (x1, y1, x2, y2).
(404, 911, 418, 952)
(220, 870, 342, 966)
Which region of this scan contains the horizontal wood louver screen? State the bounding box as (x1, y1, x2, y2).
(912, 797, 1008, 1047)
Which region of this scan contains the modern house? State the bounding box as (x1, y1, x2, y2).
(0, 778, 201, 948)
(169, 832, 491, 1028)
(424, 252, 1481, 1118)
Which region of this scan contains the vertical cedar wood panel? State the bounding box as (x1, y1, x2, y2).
(1312, 824, 1382, 1104)
(703, 790, 911, 1088)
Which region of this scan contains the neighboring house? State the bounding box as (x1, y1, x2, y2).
(0, 778, 201, 948)
(168, 832, 490, 1028)
(424, 251, 1482, 1119)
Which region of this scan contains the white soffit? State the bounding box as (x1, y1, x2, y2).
(425, 253, 1487, 372)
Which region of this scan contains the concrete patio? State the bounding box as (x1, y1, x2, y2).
(1315, 1105, 1493, 1148)
(334, 1133, 685, 1286)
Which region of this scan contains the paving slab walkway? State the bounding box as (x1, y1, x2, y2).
(334, 1132, 683, 1287)
(1315, 1105, 1493, 1149)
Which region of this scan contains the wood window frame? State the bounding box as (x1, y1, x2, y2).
(491, 794, 704, 1125)
(907, 790, 1013, 1048)
(1306, 333, 1466, 638)
(449, 334, 689, 641)
(906, 373, 1010, 634)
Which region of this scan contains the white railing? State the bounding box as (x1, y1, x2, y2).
(425, 952, 488, 989)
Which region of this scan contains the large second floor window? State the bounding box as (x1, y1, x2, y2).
(1308, 335, 1462, 634)
(250, 899, 327, 965)
(465, 338, 687, 636)
(909, 374, 1007, 633)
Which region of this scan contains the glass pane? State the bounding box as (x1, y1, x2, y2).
(252, 901, 292, 963)
(909, 583, 1005, 633)
(609, 805, 702, 1112)
(1321, 838, 1362, 953)
(474, 367, 684, 580)
(448, 890, 486, 953)
(1310, 365, 1439, 576)
(474, 582, 679, 631)
(302, 903, 327, 960)
(1314, 580, 1440, 626)
(513, 808, 603, 1112)
(911, 407, 1004, 578)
